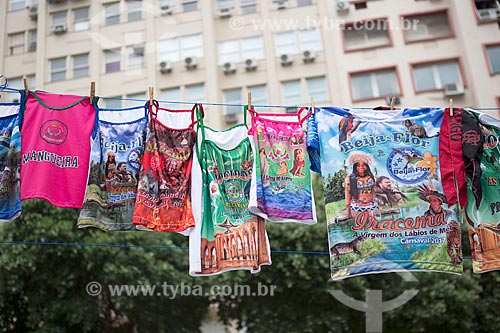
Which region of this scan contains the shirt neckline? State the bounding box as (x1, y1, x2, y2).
(349, 108, 405, 123)
(33, 91, 87, 110)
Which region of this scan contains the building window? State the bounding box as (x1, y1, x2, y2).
(182, 0, 198, 12)
(297, 0, 312, 6)
(306, 77, 328, 103)
(223, 88, 242, 116)
(105, 49, 121, 73)
(72, 54, 89, 78)
(275, 31, 296, 55)
(4, 75, 34, 102)
(126, 92, 146, 107)
(403, 12, 452, 42)
(185, 84, 206, 103)
(218, 40, 239, 64)
(475, 0, 500, 22)
(351, 69, 400, 100)
(412, 61, 463, 92)
(180, 34, 203, 58)
(486, 45, 500, 74)
(127, 0, 142, 22)
(104, 97, 122, 109)
(281, 80, 302, 105)
(105, 2, 120, 25)
(240, 0, 257, 14)
(50, 57, 66, 82)
(51, 11, 68, 27)
(10, 0, 26, 11)
(7, 32, 25, 56)
(73, 7, 90, 31)
(343, 20, 390, 51)
(218, 36, 264, 65)
(160, 0, 175, 11)
(158, 34, 203, 62)
(217, 0, 233, 10)
(126, 45, 144, 69)
(160, 87, 182, 101)
(160, 85, 205, 106)
(248, 85, 267, 105)
(275, 29, 322, 56)
(158, 39, 179, 62)
(28, 30, 37, 52)
(281, 78, 326, 105)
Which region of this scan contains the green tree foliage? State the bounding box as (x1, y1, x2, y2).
(323, 169, 347, 204)
(0, 200, 209, 332)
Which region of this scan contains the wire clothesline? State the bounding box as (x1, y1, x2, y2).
(0, 240, 475, 260)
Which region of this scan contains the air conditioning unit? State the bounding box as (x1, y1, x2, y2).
(245, 58, 257, 72)
(133, 44, 145, 55)
(159, 61, 172, 74)
(52, 24, 68, 34)
(223, 62, 236, 75)
(443, 83, 465, 97)
(384, 96, 401, 106)
(185, 56, 198, 70)
(160, 5, 174, 15)
(280, 54, 293, 67)
(336, 0, 350, 13)
(285, 107, 297, 114)
(477, 8, 500, 21)
(29, 41, 37, 52)
(224, 113, 238, 123)
(218, 6, 233, 18)
(273, 0, 288, 9)
(303, 50, 316, 63)
(29, 5, 38, 20)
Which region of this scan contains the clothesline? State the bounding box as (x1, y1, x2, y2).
(1, 82, 499, 111)
(0, 240, 475, 260)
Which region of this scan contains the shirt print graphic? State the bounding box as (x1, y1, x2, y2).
(199, 138, 270, 275)
(466, 111, 500, 273)
(78, 118, 147, 230)
(0, 113, 21, 221)
(307, 108, 462, 280)
(252, 117, 313, 220)
(132, 119, 196, 233)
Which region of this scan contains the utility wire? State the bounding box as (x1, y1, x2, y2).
(0, 240, 473, 260)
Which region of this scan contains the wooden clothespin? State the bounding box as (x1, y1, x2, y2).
(149, 86, 154, 107)
(247, 92, 252, 110)
(311, 97, 315, 114)
(23, 76, 29, 95)
(390, 96, 396, 110)
(449, 98, 454, 117)
(89, 81, 95, 103)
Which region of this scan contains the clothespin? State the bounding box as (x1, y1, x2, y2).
(149, 86, 154, 107)
(247, 92, 252, 110)
(89, 81, 95, 103)
(390, 97, 395, 110)
(311, 97, 315, 114)
(449, 98, 454, 117)
(23, 76, 28, 95)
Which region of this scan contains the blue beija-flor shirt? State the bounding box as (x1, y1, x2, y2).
(307, 107, 462, 280)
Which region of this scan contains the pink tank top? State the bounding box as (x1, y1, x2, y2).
(20, 91, 96, 208)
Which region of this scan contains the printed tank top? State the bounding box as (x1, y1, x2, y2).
(20, 91, 96, 208)
(132, 103, 199, 233)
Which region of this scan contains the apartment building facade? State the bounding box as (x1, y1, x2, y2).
(1, 0, 499, 128)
